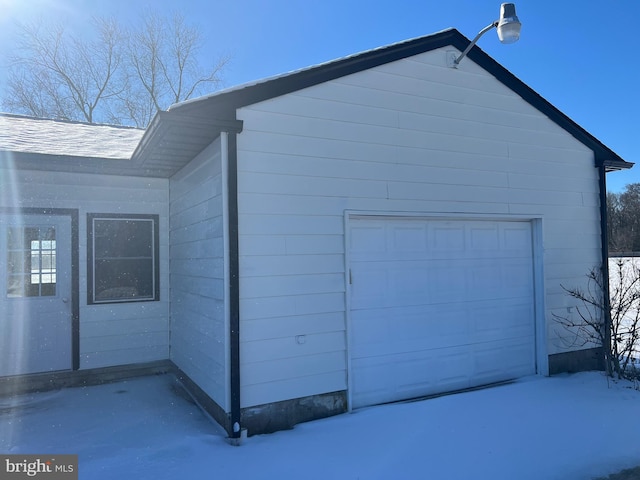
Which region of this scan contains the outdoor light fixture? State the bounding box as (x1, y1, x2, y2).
(451, 3, 521, 67)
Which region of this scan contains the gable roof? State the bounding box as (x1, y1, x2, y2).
(1, 29, 631, 178)
(133, 28, 632, 175)
(0, 113, 147, 176)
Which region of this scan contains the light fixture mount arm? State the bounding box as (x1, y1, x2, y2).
(451, 3, 521, 68)
(453, 21, 498, 66)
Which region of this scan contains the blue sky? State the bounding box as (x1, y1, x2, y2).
(0, 0, 638, 191)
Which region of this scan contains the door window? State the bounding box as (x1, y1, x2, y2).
(7, 226, 57, 298)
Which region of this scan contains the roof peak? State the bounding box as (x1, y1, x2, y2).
(157, 28, 630, 172)
(170, 28, 463, 112)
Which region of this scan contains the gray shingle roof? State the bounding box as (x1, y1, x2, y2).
(0, 113, 143, 160)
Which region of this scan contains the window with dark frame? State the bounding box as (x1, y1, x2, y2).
(87, 214, 159, 304)
(7, 225, 57, 298)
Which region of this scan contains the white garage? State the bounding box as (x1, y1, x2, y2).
(3, 28, 630, 438)
(348, 216, 538, 408)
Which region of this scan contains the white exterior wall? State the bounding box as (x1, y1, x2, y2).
(0, 167, 170, 368)
(235, 47, 601, 408)
(169, 138, 229, 411)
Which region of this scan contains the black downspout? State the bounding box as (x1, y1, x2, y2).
(227, 131, 242, 440)
(598, 163, 612, 375)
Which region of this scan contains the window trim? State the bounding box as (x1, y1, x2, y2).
(87, 213, 160, 305)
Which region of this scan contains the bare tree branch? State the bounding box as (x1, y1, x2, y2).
(554, 260, 640, 380)
(3, 18, 124, 123)
(2, 12, 228, 127)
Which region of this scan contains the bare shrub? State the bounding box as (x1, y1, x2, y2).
(554, 258, 640, 380)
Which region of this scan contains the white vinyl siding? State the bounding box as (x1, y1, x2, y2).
(235, 47, 600, 407)
(169, 138, 229, 411)
(0, 169, 169, 369)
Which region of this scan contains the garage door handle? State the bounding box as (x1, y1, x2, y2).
(62, 297, 69, 304)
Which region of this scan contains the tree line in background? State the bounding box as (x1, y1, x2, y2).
(2, 12, 228, 128)
(608, 183, 640, 253)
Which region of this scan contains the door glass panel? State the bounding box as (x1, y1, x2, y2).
(7, 226, 56, 298)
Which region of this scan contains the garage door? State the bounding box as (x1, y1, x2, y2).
(349, 217, 536, 408)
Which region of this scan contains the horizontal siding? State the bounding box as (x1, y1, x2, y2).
(240, 273, 344, 298)
(170, 217, 224, 246)
(241, 312, 346, 342)
(238, 193, 603, 221)
(239, 213, 344, 236)
(241, 292, 345, 321)
(243, 332, 345, 364)
(79, 347, 169, 370)
(239, 233, 343, 256)
(336, 66, 542, 116)
(242, 254, 344, 277)
(235, 46, 602, 406)
(81, 315, 167, 338)
(169, 138, 228, 411)
(243, 351, 345, 386)
(260, 83, 557, 133)
(242, 372, 346, 408)
(236, 150, 512, 186)
(242, 107, 579, 154)
(81, 331, 168, 353)
(0, 168, 170, 369)
(171, 273, 224, 299)
(2, 171, 168, 212)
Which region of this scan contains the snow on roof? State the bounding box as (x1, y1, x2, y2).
(0, 113, 144, 160)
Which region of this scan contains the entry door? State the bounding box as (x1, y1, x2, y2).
(0, 214, 72, 376)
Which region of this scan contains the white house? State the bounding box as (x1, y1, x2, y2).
(0, 28, 633, 437)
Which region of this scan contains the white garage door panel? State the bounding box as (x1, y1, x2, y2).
(352, 337, 535, 407)
(351, 258, 533, 307)
(349, 218, 536, 408)
(351, 300, 532, 356)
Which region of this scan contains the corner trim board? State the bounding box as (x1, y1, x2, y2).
(226, 131, 241, 438)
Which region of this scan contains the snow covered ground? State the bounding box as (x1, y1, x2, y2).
(1, 372, 639, 480)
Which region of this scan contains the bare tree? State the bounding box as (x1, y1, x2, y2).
(120, 12, 228, 127)
(608, 184, 640, 254)
(4, 18, 123, 123)
(554, 259, 640, 380)
(607, 191, 625, 252)
(2, 12, 228, 127)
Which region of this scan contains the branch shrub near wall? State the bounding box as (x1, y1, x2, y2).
(554, 258, 640, 381)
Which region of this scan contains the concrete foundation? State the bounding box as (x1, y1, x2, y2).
(548, 347, 604, 375)
(174, 367, 347, 437)
(0, 360, 175, 397)
(240, 391, 347, 436)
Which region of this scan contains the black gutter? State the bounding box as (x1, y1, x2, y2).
(598, 163, 613, 374)
(227, 131, 242, 439)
